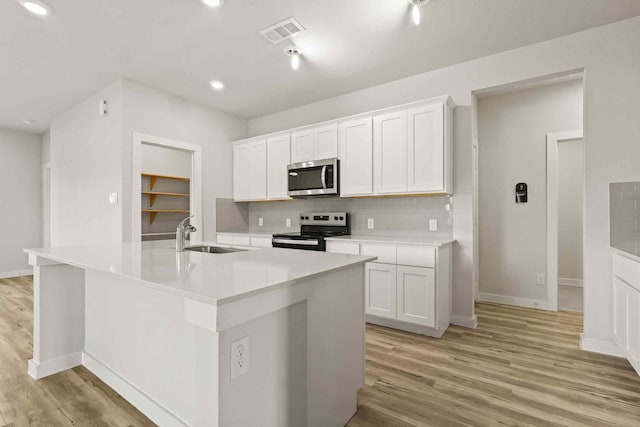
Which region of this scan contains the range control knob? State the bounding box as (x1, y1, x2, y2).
(339, 216, 344, 220)
(300, 216, 304, 220)
(334, 216, 339, 220)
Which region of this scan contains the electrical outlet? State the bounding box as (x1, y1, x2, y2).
(109, 192, 118, 204)
(429, 219, 438, 231)
(367, 218, 374, 229)
(536, 273, 545, 285)
(258, 217, 264, 227)
(230, 336, 250, 380)
(286, 218, 291, 228)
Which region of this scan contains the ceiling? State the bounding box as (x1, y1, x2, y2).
(3, 0, 640, 134)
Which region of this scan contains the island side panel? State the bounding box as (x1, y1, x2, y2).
(83, 269, 219, 427)
(28, 256, 85, 379)
(306, 264, 365, 427)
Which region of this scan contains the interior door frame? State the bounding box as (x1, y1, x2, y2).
(546, 129, 584, 311)
(132, 132, 203, 243)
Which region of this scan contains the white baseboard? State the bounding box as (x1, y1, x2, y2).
(28, 352, 82, 379)
(451, 314, 478, 329)
(82, 352, 189, 427)
(559, 277, 583, 288)
(0, 270, 32, 280)
(579, 334, 624, 358)
(479, 292, 550, 310)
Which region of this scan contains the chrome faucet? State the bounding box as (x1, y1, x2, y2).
(176, 216, 196, 252)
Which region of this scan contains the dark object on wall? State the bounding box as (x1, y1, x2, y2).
(515, 182, 528, 203)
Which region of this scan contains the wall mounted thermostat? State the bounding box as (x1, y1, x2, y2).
(515, 183, 528, 203)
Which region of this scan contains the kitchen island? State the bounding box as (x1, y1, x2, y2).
(24, 241, 375, 427)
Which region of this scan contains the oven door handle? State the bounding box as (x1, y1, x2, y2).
(273, 238, 319, 246)
(320, 165, 327, 189)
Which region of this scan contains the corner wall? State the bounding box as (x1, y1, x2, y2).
(0, 129, 42, 276)
(247, 16, 640, 343)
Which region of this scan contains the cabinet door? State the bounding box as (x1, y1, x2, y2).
(374, 110, 408, 194)
(233, 143, 252, 200)
(626, 284, 640, 366)
(613, 277, 628, 348)
(267, 134, 291, 200)
(291, 129, 314, 163)
(397, 266, 435, 327)
(339, 117, 373, 196)
(314, 123, 338, 160)
(248, 140, 267, 200)
(407, 104, 444, 192)
(365, 263, 397, 319)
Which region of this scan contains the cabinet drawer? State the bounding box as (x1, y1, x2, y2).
(397, 245, 436, 268)
(326, 241, 360, 255)
(250, 237, 272, 248)
(217, 234, 233, 245)
(613, 252, 640, 290)
(361, 244, 396, 264)
(232, 235, 251, 247)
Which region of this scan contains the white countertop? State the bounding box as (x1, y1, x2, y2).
(325, 235, 455, 247)
(25, 242, 374, 306)
(612, 246, 640, 263)
(216, 231, 274, 238)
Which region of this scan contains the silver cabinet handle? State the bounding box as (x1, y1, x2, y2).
(321, 165, 327, 189)
(272, 238, 319, 246)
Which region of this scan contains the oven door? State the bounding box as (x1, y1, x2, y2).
(287, 158, 339, 198)
(272, 235, 325, 251)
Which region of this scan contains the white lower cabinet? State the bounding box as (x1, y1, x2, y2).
(612, 251, 640, 374)
(216, 233, 271, 248)
(365, 263, 397, 319)
(329, 240, 451, 338)
(396, 266, 435, 327)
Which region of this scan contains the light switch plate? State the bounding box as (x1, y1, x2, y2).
(258, 217, 264, 227)
(286, 218, 291, 228)
(367, 218, 374, 229)
(429, 219, 438, 231)
(109, 193, 118, 204)
(536, 273, 545, 285)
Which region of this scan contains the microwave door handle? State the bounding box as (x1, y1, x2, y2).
(321, 165, 327, 189)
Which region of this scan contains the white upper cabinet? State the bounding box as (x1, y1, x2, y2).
(232, 95, 455, 201)
(291, 124, 338, 163)
(266, 134, 291, 200)
(290, 129, 314, 163)
(233, 139, 266, 201)
(339, 117, 373, 196)
(407, 104, 445, 193)
(374, 110, 408, 194)
(314, 124, 338, 160)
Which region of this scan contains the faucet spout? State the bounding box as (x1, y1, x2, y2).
(176, 216, 196, 252)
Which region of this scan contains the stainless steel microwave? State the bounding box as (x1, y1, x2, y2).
(287, 158, 339, 198)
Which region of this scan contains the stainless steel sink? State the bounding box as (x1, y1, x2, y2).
(184, 245, 247, 254)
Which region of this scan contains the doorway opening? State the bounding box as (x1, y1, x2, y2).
(547, 130, 584, 312)
(132, 133, 202, 243)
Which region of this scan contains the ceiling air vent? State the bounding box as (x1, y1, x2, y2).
(260, 18, 306, 44)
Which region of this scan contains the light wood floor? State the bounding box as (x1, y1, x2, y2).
(2, 276, 640, 426)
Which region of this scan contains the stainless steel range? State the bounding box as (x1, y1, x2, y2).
(272, 212, 350, 251)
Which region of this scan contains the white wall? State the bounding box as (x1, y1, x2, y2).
(141, 143, 192, 178)
(0, 129, 42, 276)
(49, 79, 247, 246)
(41, 130, 51, 247)
(50, 80, 123, 247)
(558, 139, 584, 282)
(477, 79, 583, 303)
(247, 16, 640, 345)
(121, 80, 247, 242)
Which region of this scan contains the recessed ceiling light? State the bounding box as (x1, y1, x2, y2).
(22, 118, 35, 125)
(210, 80, 225, 90)
(201, 0, 223, 7)
(284, 46, 303, 71)
(19, 0, 51, 16)
(409, 0, 430, 26)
